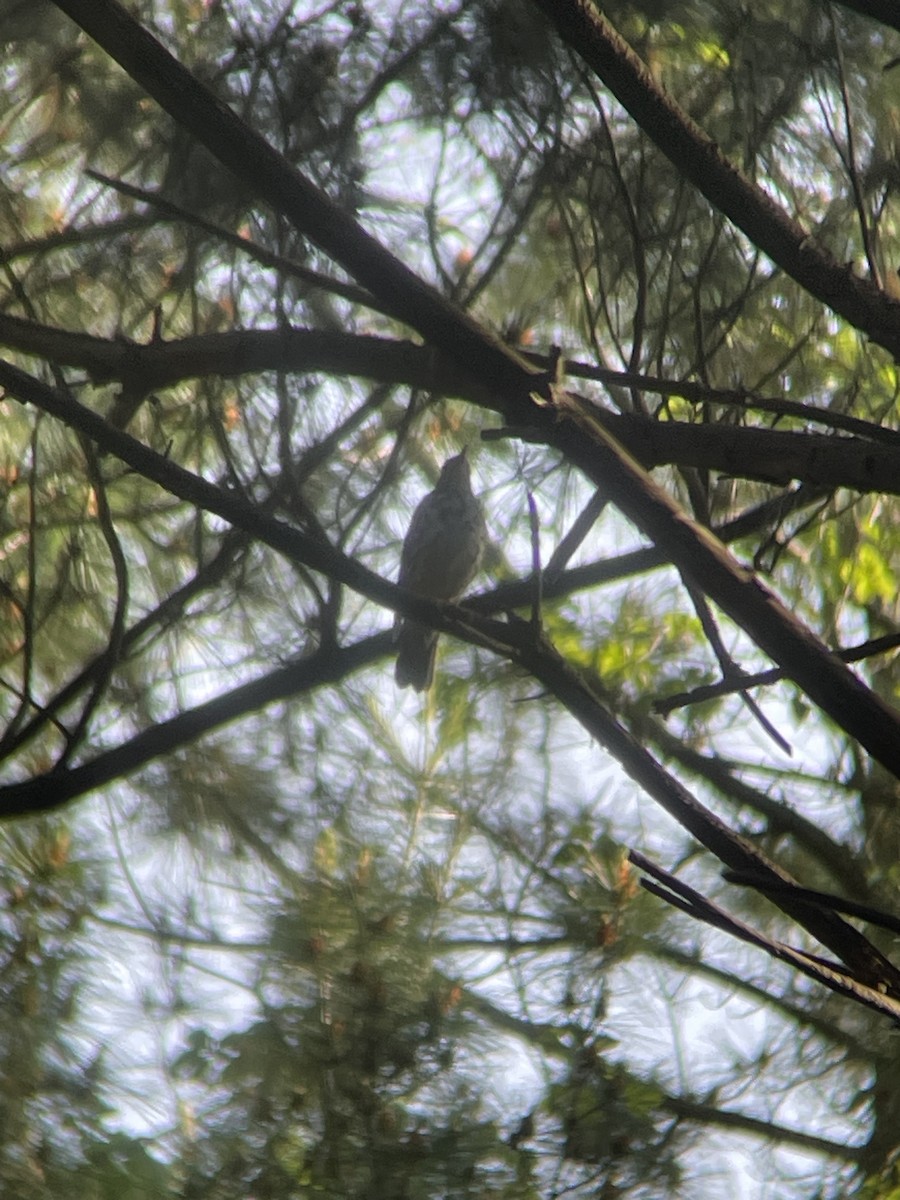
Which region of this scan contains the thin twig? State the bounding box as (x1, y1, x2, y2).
(87, 169, 390, 316)
(526, 490, 543, 632)
(680, 576, 792, 755)
(545, 490, 609, 581)
(827, 7, 881, 284)
(57, 437, 131, 767)
(654, 631, 900, 716)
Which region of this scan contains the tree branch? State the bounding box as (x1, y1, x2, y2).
(531, 0, 900, 359)
(630, 851, 900, 1023)
(547, 392, 900, 780)
(7, 323, 900, 788)
(655, 632, 900, 716)
(4, 315, 899, 495)
(0, 483, 893, 995)
(49, 0, 547, 407)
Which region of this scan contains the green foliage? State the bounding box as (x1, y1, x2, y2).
(2, 1, 900, 1198)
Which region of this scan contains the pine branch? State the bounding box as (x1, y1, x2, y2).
(531, 0, 900, 359)
(4, 314, 899, 495)
(630, 850, 900, 1024)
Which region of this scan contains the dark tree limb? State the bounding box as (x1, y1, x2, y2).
(547, 391, 900, 780)
(7, 306, 900, 782)
(49, 0, 547, 407)
(661, 1092, 865, 1161)
(4, 316, 899, 496)
(531, 0, 900, 359)
(629, 851, 900, 1023)
(7, 310, 900, 447)
(0, 632, 392, 819)
(723, 871, 900, 936)
(3, 579, 899, 997)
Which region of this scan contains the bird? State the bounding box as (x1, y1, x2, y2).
(394, 449, 486, 692)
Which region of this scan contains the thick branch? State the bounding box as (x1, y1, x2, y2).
(661, 1093, 864, 1161)
(8, 312, 900, 446)
(0, 399, 889, 990)
(49, 0, 546, 407)
(631, 851, 900, 1023)
(548, 394, 900, 781)
(532, 0, 900, 359)
(4, 598, 898, 994)
(0, 633, 391, 818)
(4, 315, 898, 494)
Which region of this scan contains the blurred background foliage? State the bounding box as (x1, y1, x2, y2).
(1, 0, 900, 1195)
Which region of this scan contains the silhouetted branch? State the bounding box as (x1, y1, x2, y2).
(655, 632, 900, 715)
(723, 871, 900, 936)
(532, 0, 900, 358)
(629, 851, 900, 1022)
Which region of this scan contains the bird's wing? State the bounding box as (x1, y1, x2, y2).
(398, 493, 439, 590)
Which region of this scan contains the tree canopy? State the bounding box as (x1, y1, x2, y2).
(2, 0, 900, 1195)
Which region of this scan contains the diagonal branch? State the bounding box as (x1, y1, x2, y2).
(6, 329, 900, 790)
(3, 575, 899, 997)
(630, 851, 900, 1023)
(531, 0, 900, 359)
(0, 631, 391, 819)
(723, 871, 900, 936)
(548, 392, 900, 780)
(0, 406, 889, 994)
(49, 0, 546, 407)
(655, 631, 900, 716)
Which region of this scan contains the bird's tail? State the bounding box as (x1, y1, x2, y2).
(394, 622, 438, 692)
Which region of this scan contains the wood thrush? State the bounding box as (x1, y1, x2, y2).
(394, 449, 485, 691)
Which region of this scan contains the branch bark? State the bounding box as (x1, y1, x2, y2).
(630, 850, 900, 1023)
(4, 314, 899, 494)
(547, 393, 900, 780)
(532, 0, 900, 358)
(49, 0, 546, 406)
(33, 0, 900, 908)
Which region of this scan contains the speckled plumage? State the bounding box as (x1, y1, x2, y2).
(395, 450, 485, 691)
